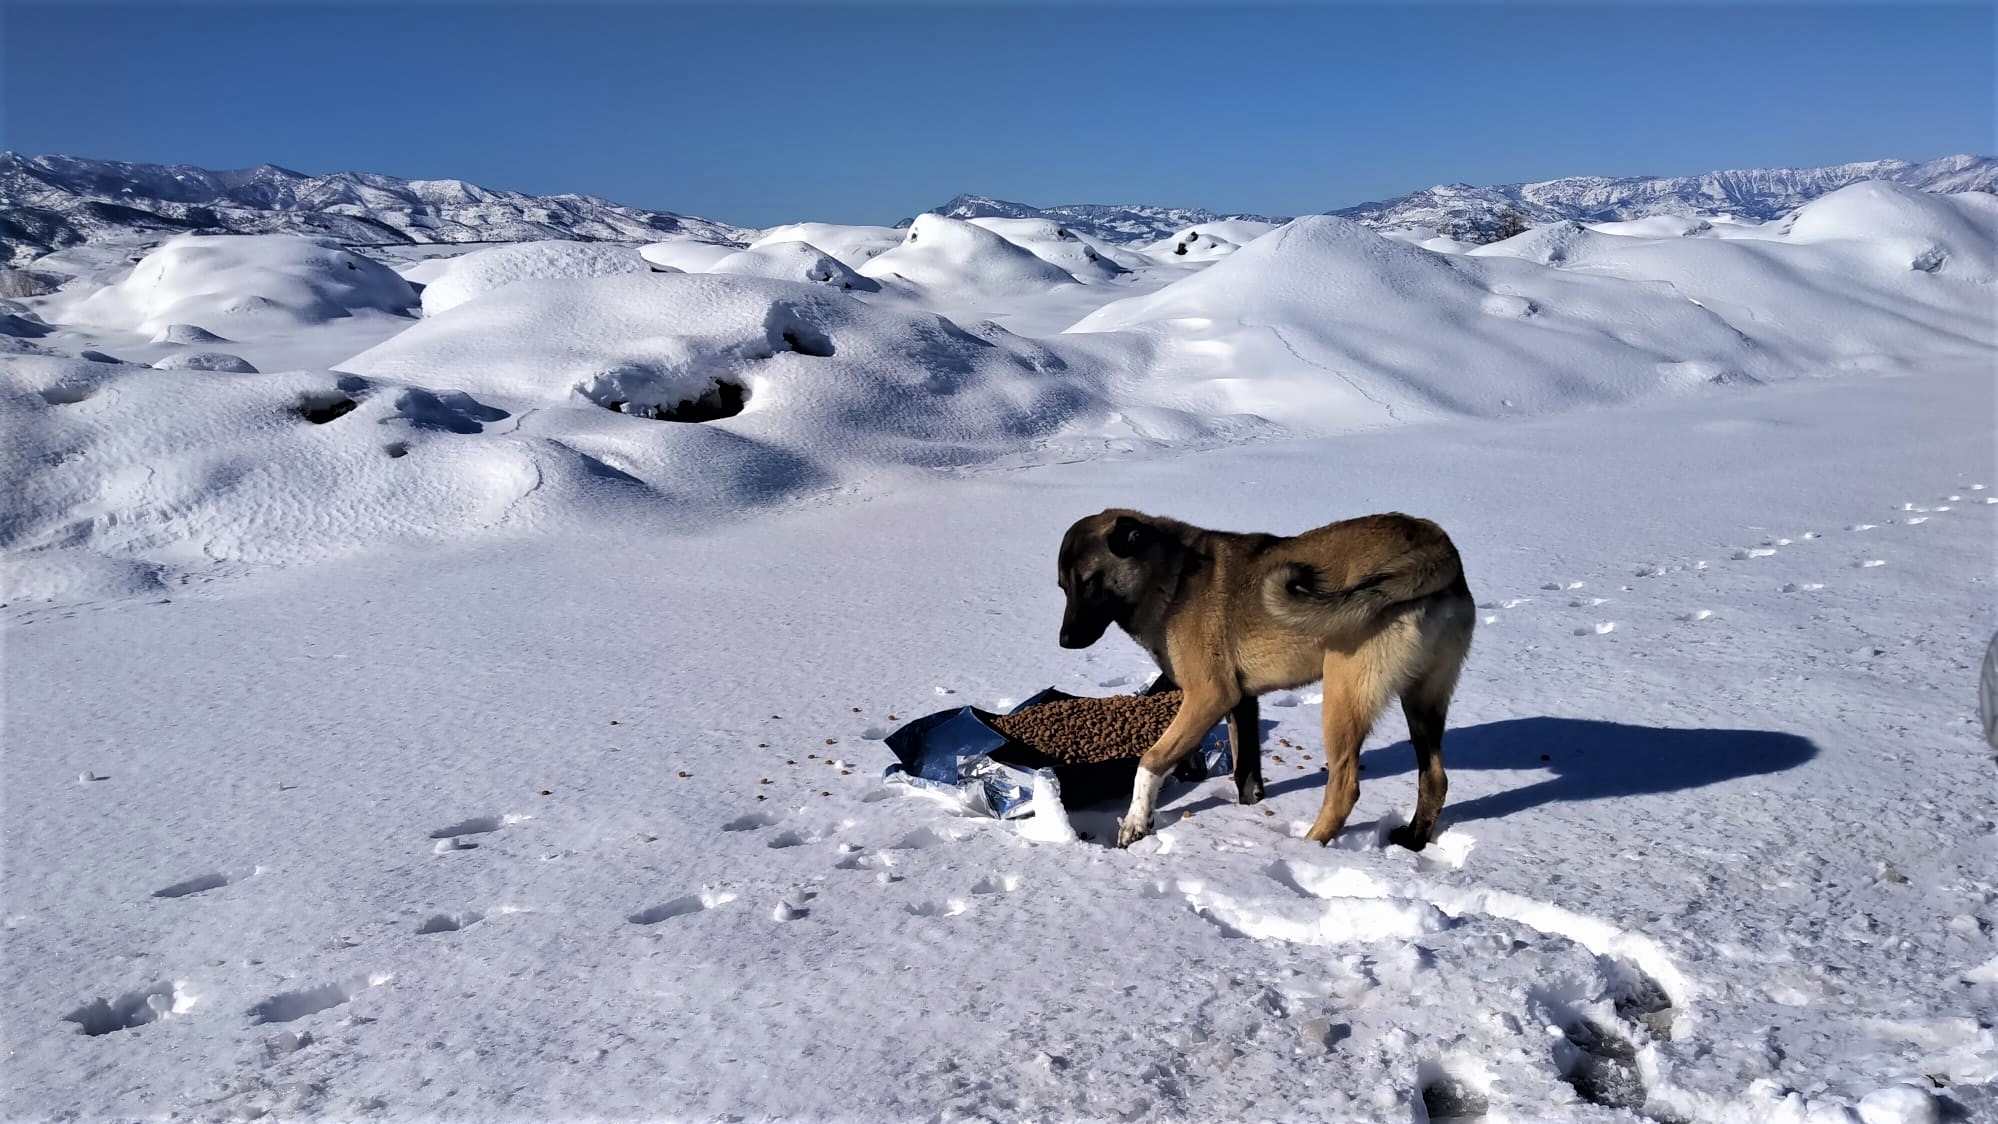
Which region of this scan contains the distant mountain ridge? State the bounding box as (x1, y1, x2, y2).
(4, 152, 1991, 270)
(906, 193, 1291, 246)
(0, 152, 750, 267)
(1327, 154, 1996, 241)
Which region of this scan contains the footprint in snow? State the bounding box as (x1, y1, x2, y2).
(722, 811, 781, 832)
(1420, 1064, 1491, 1123)
(970, 873, 1021, 895)
(428, 814, 527, 853)
(1573, 622, 1616, 636)
(1730, 548, 1777, 560)
(1779, 582, 1825, 593)
(628, 888, 737, 925)
(1848, 523, 1877, 531)
(153, 868, 254, 899)
(65, 981, 196, 1036)
(905, 899, 968, 918)
(1678, 610, 1713, 622)
(247, 973, 391, 1025)
(1855, 559, 1887, 569)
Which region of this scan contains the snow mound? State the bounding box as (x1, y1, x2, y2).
(966, 217, 1130, 280)
(708, 241, 879, 292)
(153, 351, 257, 373)
(340, 271, 1099, 466)
(60, 234, 417, 335)
(748, 223, 902, 269)
(637, 239, 738, 273)
(1470, 181, 1996, 368)
(149, 323, 229, 345)
(1142, 220, 1281, 261)
(858, 214, 1079, 298)
(1071, 215, 1780, 431)
(418, 240, 650, 316)
(1782, 180, 1997, 281)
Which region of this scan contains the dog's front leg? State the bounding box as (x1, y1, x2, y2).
(1118, 689, 1236, 847)
(1229, 695, 1263, 805)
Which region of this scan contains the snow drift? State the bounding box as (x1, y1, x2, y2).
(1071, 215, 1782, 431)
(416, 240, 650, 316)
(858, 214, 1080, 299)
(57, 234, 417, 336)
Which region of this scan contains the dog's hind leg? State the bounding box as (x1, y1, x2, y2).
(1229, 695, 1263, 804)
(1119, 687, 1236, 848)
(1305, 634, 1406, 845)
(1387, 691, 1449, 851)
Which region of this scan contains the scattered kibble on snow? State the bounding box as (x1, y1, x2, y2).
(677, 770, 690, 778)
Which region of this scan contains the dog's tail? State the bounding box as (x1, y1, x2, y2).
(1263, 531, 1463, 637)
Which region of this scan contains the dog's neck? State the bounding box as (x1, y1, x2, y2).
(1118, 528, 1204, 676)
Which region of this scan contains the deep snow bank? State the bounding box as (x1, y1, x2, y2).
(58, 234, 417, 335)
(858, 214, 1081, 299)
(416, 240, 650, 315)
(1070, 215, 1781, 431)
(1471, 181, 1997, 369)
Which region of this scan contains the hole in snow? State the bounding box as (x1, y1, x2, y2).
(608, 379, 747, 423)
(780, 325, 834, 358)
(39, 384, 94, 405)
(296, 391, 359, 424)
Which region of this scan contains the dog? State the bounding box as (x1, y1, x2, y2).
(1056, 508, 1474, 850)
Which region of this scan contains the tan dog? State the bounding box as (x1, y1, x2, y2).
(1056, 509, 1474, 849)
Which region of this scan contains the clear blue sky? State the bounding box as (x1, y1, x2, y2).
(5, 1, 1991, 227)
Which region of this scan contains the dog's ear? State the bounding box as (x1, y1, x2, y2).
(1106, 515, 1154, 558)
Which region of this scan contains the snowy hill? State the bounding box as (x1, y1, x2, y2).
(4, 161, 1996, 1124)
(0, 152, 750, 267)
(1332, 153, 1997, 241)
(909, 193, 1291, 246)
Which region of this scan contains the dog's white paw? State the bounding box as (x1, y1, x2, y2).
(1117, 815, 1152, 849)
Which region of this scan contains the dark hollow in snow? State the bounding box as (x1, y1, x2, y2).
(988, 691, 1182, 764)
(609, 379, 748, 423)
(1420, 1073, 1490, 1121)
(296, 391, 359, 424)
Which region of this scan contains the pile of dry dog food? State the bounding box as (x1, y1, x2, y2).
(988, 690, 1183, 763)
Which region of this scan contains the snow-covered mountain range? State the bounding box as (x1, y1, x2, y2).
(1328, 154, 1996, 240)
(906, 193, 1289, 247)
(0, 153, 750, 267)
(3, 152, 1992, 270)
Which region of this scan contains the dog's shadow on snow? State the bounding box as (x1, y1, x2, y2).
(1233, 717, 1817, 824)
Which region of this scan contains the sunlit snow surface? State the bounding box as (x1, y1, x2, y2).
(4, 182, 1994, 1122)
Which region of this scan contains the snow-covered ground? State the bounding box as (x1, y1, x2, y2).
(4, 179, 1995, 1123)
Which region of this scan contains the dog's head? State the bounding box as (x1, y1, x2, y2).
(1056, 509, 1166, 649)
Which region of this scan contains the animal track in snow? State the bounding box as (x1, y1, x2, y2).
(767, 829, 817, 849)
(153, 868, 254, 899)
(428, 813, 527, 852)
(65, 980, 196, 1036)
(905, 899, 968, 918)
(1568, 597, 1610, 607)
(970, 873, 1021, 895)
(892, 824, 970, 850)
(1848, 523, 1876, 531)
(247, 973, 391, 1025)
(1555, 1017, 1650, 1116)
(1574, 622, 1616, 636)
(1779, 582, 1825, 593)
(1730, 547, 1777, 560)
(722, 811, 780, 832)
(415, 910, 484, 934)
(1677, 609, 1713, 622)
(1419, 1060, 1492, 1123)
(1855, 559, 1886, 569)
(628, 888, 737, 925)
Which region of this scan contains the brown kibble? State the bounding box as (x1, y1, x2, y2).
(757, 743, 769, 749)
(539, 789, 552, 796)
(819, 790, 830, 797)
(677, 770, 690, 778)
(851, 707, 862, 713)
(786, 759, 796, 765)
(987, 691, 1185, 764)
(772, 715, 781, 720)
(840, 769, 850, 776)
(888, 714, 898, 721)
(759, 778, 771, 784)
(609, 720, 618, 726)
(825, 738, 837, 745)
(1262, 808, 1275, 817)
(756, 794, 766, 801)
